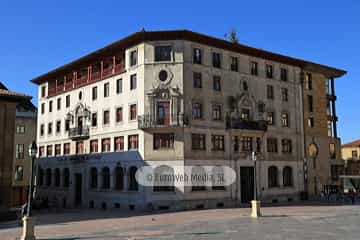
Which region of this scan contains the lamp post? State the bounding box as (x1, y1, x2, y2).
(251, 151, 261, 218)
(21, 141, 37, 240)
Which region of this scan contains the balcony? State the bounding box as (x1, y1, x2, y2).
(226, 117, 267, 131)
(138, 113, 188, 129)
(69, 127, 90, 140)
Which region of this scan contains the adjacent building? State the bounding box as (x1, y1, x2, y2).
(31, 30, 346, 210)
(0, 82, 34, 208)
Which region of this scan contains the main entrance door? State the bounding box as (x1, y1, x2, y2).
(240, 167, 254, 204)
(157, 101, 170, 125)
(74, 173, 82, 206)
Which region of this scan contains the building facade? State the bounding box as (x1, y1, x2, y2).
(0, 83, 32, 208)
(32, 30, 346, 210)
(12, 100, 37, 206)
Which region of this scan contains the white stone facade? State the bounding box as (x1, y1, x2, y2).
(35, 33, 307, 211)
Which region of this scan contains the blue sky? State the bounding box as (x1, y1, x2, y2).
(0, 1, 359, 143)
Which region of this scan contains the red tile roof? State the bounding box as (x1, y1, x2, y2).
(342, 139, 360, 148)
(0, 88, 31, 101)
(31, 30, 346, 85)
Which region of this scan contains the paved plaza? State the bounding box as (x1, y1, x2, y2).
(1, 203, 360, 240)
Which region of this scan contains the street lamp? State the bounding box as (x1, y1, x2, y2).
(21, 141, 37, 240)
(251, 151, 261, 218)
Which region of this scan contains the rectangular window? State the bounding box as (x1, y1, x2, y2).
(281, 88, 288, 102)
(16, 125, 25, 134)
(308, 117, 314, 127)
(130, 104, 137, 120)
(128, 134, 139, 150)
(155, 46, 172, 62)
(281, 112, 289, 127)
(90, 139, 98, 153)
(104, 82, 110, 97)
(267, 85, 274, 99)
(212, 104, 222, 121)
(329, 143, 336, 159)
(57, 98, 61, 110)
(48, 122, 53, 135)
(241, 108, 250, 121)
(103, 110, 110, 125)
(49, 100, 53, 112)
(308, 95, 313, 112)
(41, 103, 45, 114)
(250, 61, 258, 75)
(130, 50, 137, 66)
(305, 73, 312, 90)
(192, 102, 203, 120)
(116, 107, 123, 123)
(16, 144, 24, 159)
(267, 138, 278, 153)
(102, 138, 111, 152)
(92, 86, 97, 100)
(41, 86, 46, 98)
(46, 145, 53, 156)
(280, 68, 288, 81)
(114, 136, 124, 151)
(116, 79, 122, 94)
(193, 48, 202, 64)
(154, 133, 174, 150)
(267, 112, 274, 125)
(266, 64, 273, 78)
(130, 74, 137, 90)
(213, 75, 221, 91)
(66, 95, 70, 108)
(91, 113, 97, 127)
(193, 72, 202, 88)
(240, 137, 253, 152)
(211, 135, 225, 151)
(55, 144, 61, 156)
(56, 120, 61, 133)
(192, 134, 206, 150)
(212, 52, 221, 68)
(352, 150, 358, 160)
(39, 146, 45, 158)
(282, 139, 292, 153)
(76, 141, 84, 154)
(65, 120, 70, 131)
(230, 56, 238, 72)
(40, 124, 44, 136)
(63, 143, 70, 155)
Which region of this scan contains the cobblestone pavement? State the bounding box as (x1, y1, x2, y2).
(1, 204, 360, 240)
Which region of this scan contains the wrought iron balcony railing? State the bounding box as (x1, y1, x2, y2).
(69, 127, 90, 140)
(138, 113, 188, 129)
(226, 117, 267, 131)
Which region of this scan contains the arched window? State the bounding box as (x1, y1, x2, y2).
(54, 168, 60, 187)
(90, 167, 98, 189)
(191, 166, 206, 191)
(114, 167, 124, 190)
(128, 166, 138, 191)
(63, 168, 70, 188)
(212, 166, 226, 190)
(102, 167, 110, 189)
(283, 166, 293, 187)
(38, 167, 44, 186)
(46, 168, 52, 187)
(268, 166, 278, 188)
(153, 165, 175, 192)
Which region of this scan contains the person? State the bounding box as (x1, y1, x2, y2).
(350, 189, 356, 204)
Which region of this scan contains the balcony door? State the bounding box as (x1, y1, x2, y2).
(157, 101, 170, 125)
(77, 116, 83, 129)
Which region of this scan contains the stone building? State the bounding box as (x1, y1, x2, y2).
(31, 30, 345, 210)
(0, 82, 33, 208)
